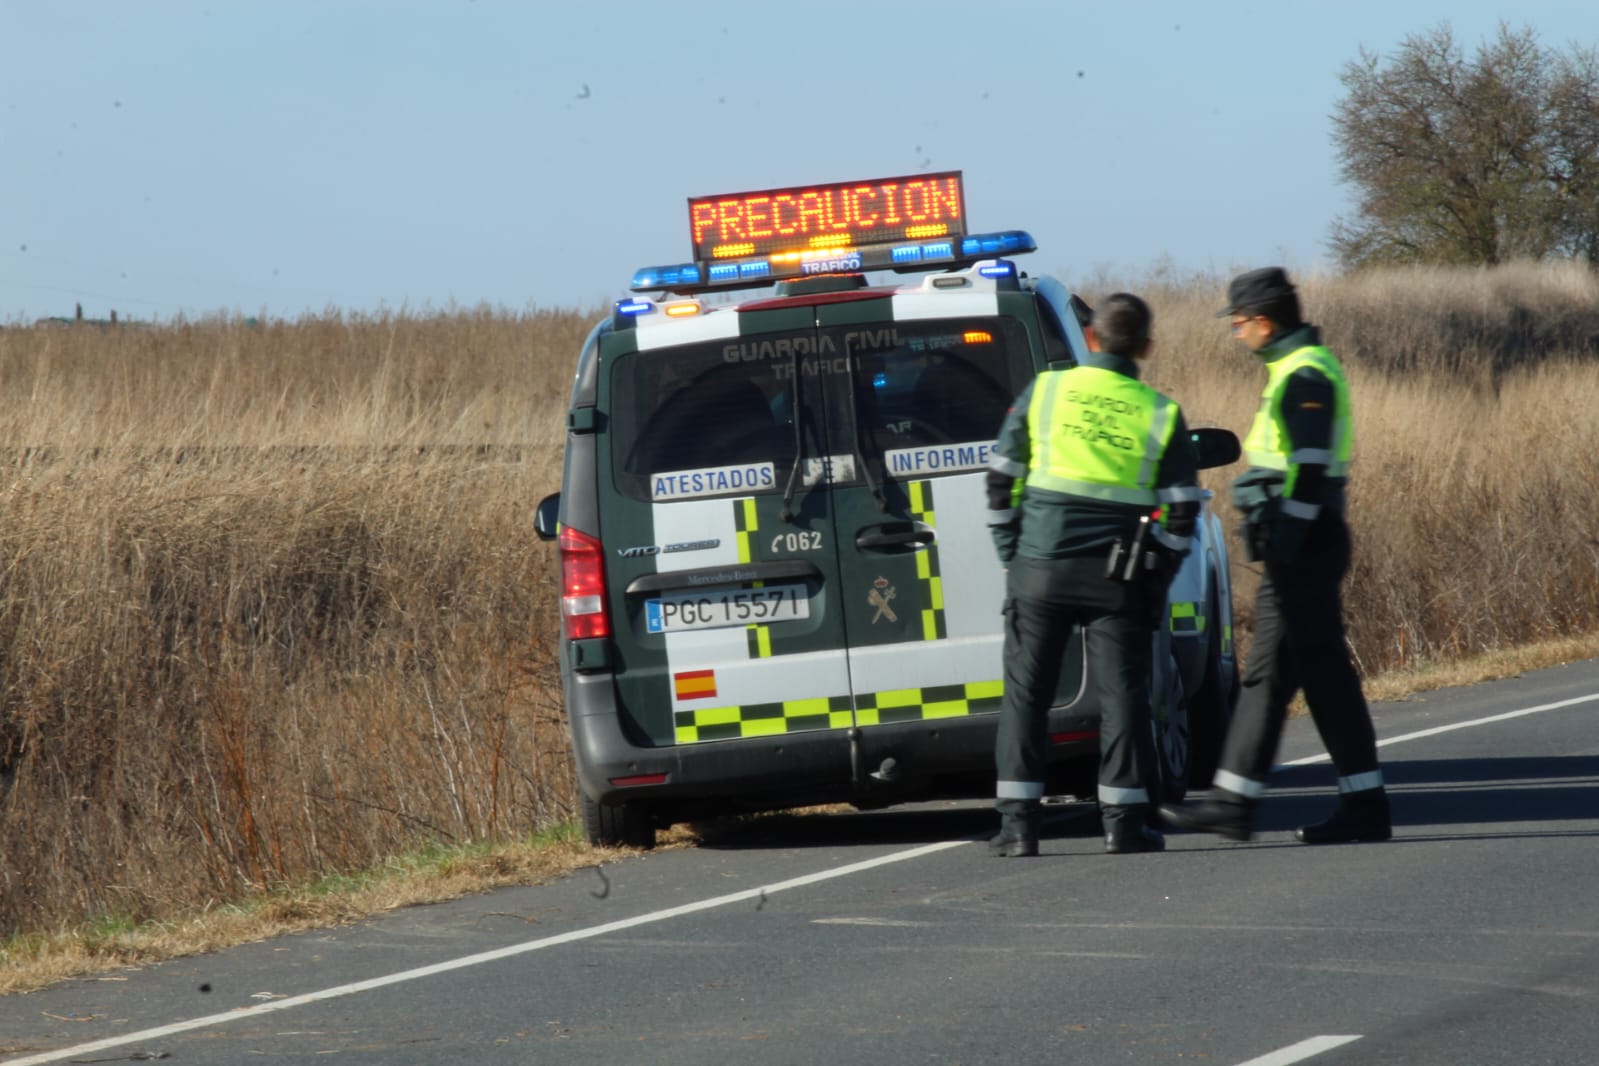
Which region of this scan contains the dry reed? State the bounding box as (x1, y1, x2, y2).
(0, 308, 592, 936)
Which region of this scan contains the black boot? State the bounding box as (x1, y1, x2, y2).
(989, 804, 1041, 857)
(1103, 804, 1164, 853)
(1104, 823, 1166, 854)
(1295, 789, 1391, 844)
(989, 827, 1039, 858)
(1159, 791, 1255, 842)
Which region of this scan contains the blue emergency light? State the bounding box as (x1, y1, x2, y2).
(961, 231, 1036, 258)
(631, 229, 1037, 295)
(629, 263, 703, 290)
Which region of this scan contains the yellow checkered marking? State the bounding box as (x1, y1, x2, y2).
(1169, 601, 1203, 635)
(734, 497, 758, 563)
(673, 680, 1003, 743)
(906, 480, 947, 641)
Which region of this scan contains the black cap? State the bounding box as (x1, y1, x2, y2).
(1217, 266, 1296, 317)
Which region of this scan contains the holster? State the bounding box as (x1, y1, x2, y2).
(1105, 515, 1153, 583)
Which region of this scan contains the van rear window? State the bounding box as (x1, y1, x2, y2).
(841, 318, 1033, 464)
(609, 343, 798, 503)
(607, 316, 1034, 503)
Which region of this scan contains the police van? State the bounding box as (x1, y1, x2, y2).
(535, 172, 1239, 847)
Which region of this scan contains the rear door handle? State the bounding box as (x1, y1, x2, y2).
(624, 559, 821, 595)
(855, 522, 936, 551)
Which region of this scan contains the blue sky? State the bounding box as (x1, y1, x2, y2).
(2, 1, 1594, 322)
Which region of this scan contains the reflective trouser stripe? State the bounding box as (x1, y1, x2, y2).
(997, 780, 1045, 800)
(1214, 769, 1267, 799)
(1338, 770, 1384, 794)
(1098, 784, 1149, 806)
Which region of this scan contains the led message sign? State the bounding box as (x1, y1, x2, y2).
(688, 172, 967, 265)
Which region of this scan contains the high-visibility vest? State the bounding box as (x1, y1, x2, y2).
(1242, 345, 1353, 491)
(1025, 365, 1179, 506)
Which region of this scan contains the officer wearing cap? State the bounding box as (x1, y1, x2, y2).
(986, 293, 1201, 856)
(1161, 268, 1389, 844)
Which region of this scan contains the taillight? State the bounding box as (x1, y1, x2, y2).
(558, 526, 610, 640)
(1050, 730, 1099, 746)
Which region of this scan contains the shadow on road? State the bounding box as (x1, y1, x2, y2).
(689, 755, 1599, 849)
(690, 799, 1103, 850)
(1255, 754, 1599, 834)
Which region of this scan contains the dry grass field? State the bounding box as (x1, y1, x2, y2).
(2, 263, 1598, 980)
(0, 309, 592, 945)
(1122, 261, 1599, 673)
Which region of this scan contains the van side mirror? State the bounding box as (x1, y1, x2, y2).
(534, 492, 561, 541)
(1191, 427, 1241, 471)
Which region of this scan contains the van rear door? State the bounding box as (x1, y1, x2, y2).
(811, 296, 1040, 731)
(598, 305, 858, 752)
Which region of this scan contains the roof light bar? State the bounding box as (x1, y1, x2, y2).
(620, 170, 1043, 294)
(630, 228, 1037, 295)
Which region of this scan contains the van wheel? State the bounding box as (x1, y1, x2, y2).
(1152, 630, 1191, 805)
(1154, 703, 1190, 805)
(581, 793, 657, 849)
(1185, 576, 1238, 790)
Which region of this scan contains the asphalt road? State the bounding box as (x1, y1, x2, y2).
(5, 660, 1599, 1065)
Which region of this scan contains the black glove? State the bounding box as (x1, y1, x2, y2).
(1238, 495, 1278, 563)
(1264, 513, 1312, 565)
(1137, 546, 1183, 627)
(1156, 545, 1185, 586)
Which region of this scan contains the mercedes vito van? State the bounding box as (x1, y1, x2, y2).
(536, 173, 1238, 846)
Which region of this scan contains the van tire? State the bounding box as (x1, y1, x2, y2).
(581, 793, 657, 849)
(1185, 575, 1237, 790)
(1152, 629, 1191, 805)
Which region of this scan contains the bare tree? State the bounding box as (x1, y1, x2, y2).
(1330, 23, 1599, 269)
(1544, 46, 1599, 263)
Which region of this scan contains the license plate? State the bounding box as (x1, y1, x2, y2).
(645, 585, 809, 634)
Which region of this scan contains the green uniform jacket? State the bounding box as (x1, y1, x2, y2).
(1232, 324, 1350, 563)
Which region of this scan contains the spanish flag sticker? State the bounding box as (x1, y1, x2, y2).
(673, 669, 718, 701)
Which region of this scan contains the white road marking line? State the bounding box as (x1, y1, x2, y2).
(1283, 691, 1599, 767)
(1233, 1034, 1362, 1066)
(1, 839, 968, 1066)
(13, 690, 1596, 1065)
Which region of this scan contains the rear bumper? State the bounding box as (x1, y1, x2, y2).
(565, 668, 1099, 818)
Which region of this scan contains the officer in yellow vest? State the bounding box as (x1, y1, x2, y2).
(1161, 267, 1390, 844)
(986, 293, 1200, 856)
